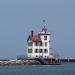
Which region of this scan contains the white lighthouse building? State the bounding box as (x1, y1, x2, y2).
(27, 26, 53, 58)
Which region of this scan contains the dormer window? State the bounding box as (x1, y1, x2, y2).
(44, 36, 47, 40)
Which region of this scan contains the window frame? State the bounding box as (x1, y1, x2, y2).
(39, 49, 43, 53)
(45, 42, 47, 47)
(35, 42, 38, 46)
(28, 42, 33, 46)
(35, 49, 38, 53)
(28, 49, 32, 53)
(44, 36, 47, 40)
(44, 49, 48, 53)
(40, 42, 43, 46)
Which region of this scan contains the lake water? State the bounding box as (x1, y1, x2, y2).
(0, 63, 75, 75)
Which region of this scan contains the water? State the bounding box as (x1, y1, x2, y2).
(0, 63, 75, 75)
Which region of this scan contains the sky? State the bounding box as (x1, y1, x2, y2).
(0, 0, 75, 59)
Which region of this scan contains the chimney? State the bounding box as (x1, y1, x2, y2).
(31, 30, 34, 37)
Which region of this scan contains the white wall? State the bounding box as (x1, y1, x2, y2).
(27, 32, 53, 58)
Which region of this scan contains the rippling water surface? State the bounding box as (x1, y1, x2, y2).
(0, 63, 75, 75)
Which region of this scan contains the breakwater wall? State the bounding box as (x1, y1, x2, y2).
(0, 58, 61, 65)
(0, 58, 75, 65)
(0, 59, 40, 65)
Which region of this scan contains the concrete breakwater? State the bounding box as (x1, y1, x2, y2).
(0, 58, 61, 65)
(0, 59, 40, 65)
(0, 58, 75, 66)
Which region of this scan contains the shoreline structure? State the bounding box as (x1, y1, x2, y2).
(0, 25, 75, 65)
(0, 58, 75, 65)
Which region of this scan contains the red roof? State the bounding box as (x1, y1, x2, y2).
(32, 35, 41, 42)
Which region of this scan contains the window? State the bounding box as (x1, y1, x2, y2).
(40, 42, 43, 46)
(45, 56, 47, 58)
(36, 55, 38, 57)
(45, 42, 47, 47)
(39, 49, 43, 53)
(44, 36, 47, 40)
(35, 42, 38, 46)
(28, 49, 32, 53)
(35, 49, 38, 53)
(28, 42, 33, 46)
(44, 49, 48, 53)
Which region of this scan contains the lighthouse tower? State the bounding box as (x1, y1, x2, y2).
(27, 26, 52, 58)
(38, 26, 51, 58)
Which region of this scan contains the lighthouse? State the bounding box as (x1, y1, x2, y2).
(27, 26, 53, 58)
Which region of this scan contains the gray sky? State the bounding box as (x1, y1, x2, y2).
(0, 0, 75, 59)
